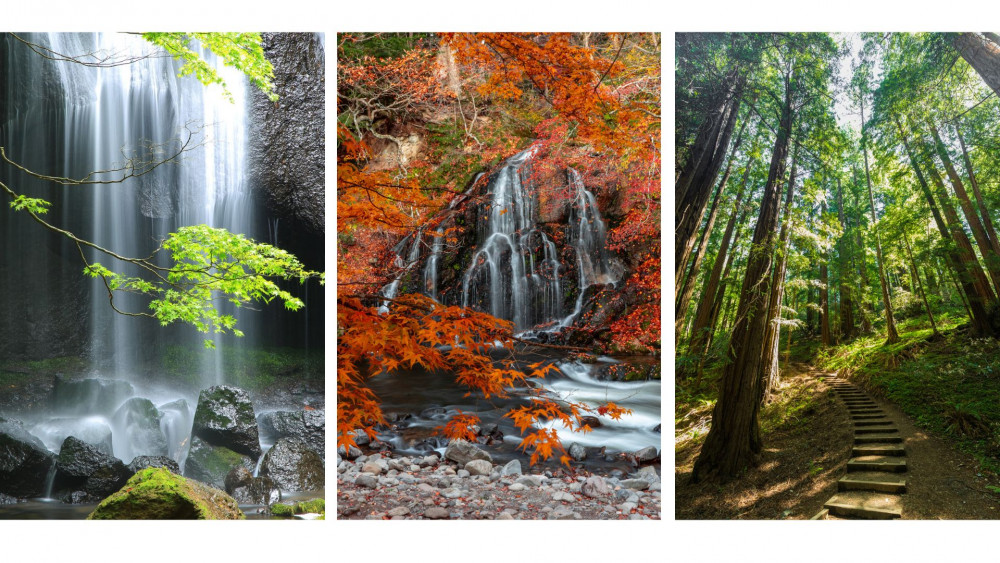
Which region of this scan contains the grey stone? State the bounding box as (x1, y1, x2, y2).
(260, 437, 324, 491)
(192, 386, 261, 458)
(355, 474, 378, 488)
(444, 440, 492, 465)
(464, 459, 492, 476)
(621, 478, 650, 490)
(634, 445, 658, 463)
(582, 475, 612, 498)
(568, 442, 586, 461)
(424, 506, 449, 519)
(500, 459, 522, 476)
(515, 475, 542, 488)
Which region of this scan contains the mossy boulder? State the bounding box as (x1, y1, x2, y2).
(260, 437, 324, 492)
(224, 465, 280, 505)
(192, 385, 261, 458)
(183, 437, 254, 489)
(87, 467, 244, 520)
(269, 497, 325, 519)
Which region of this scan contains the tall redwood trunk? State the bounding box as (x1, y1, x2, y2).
(820, 199, 832, 346)
(695, 217, 749, 385)
(902, 229, 940, 337)
(685, 155, 753, 359)
(676, 70, 746, 289)
(952, 33, 1000, 98)
(692, 72, 794, 483)
(928, 120, 1000, 295)
(836, 178, 855, 339)
(860, 97, 899, 344)
(762, 147, 798, 398)
(896, 116, 995, 334)
(955, 125, 1000, 265)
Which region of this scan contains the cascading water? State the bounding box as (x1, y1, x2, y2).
(461, 148, 563, 330)
(0, 33, 263, 477)
(423, 227, 444, 301)
(379, 230, 423, 313)
(554, 167, 621, 329)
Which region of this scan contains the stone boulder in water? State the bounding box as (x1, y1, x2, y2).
(444, 439, 492, 465)
(256, 409, 324, 454)
(0, 418, 55, 498)
(112, 397, 168, 460)
(260, 437, 324, 492)
(191, 385, 261, 458)
(53, 436, 132, 503)
(49, 376, 134, 416)
(183, 436, 254, 490)
(224, 465, 281, 505)
(88, 467, 244, 520)
(127, 455, 180, 475)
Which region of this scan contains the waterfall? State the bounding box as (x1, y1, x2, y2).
(460, 149, 617, 332)
(1, 33, 259, 386)
(554, 168, 621, 329)
(423, 227, 444, 301)
(461, 148, 563, 331)
(379, 230, 423, 313)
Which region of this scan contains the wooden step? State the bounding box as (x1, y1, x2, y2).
(855, 433, 903, 444)
(824, 492, 902, 519)
(848, 409, 883, 415)
(810, 508, 830, 520)
(856, 426, 898, 435)
(851, 414, 887, 420)
(838, 472, 907, 494)
(852, 443, 905, 456)
(854, 420, 893, 427)
(847, 456, 907, 472)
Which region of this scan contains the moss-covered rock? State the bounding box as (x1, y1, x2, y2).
(87, 467, 244, 520)
(269, 497, 325, 518)
(53, 436, 132, 502)
(260, 437, 324, 492)
(192, 385, 261, 458)
(183, 436, 254, 489)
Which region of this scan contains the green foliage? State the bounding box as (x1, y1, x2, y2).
(819, 320, 1000, 475)
(142, 32, 277, 102)
(162, 345, 323, 391)
(338, 32, 435, 61)
(85, 225, 321, 348)
(9, 195, 50, 214)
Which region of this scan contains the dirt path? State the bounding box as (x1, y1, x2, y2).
(676, 365, 1000, 519)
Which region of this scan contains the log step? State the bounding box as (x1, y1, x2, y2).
(851, 414, 887, 420)
(856, 426, 898, 434)
(852, 443, 905, 456)
(855, 433, 903, 444)
(824, 492, 902, 519)
(847, 456, 907, 472)
(854, 420, 894, 427)
(838, 472, 907, 494)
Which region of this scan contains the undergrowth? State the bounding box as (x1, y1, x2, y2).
(817, 313, 1000, 475)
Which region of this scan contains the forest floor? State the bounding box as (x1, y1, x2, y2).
(675, 359, 1000, 519)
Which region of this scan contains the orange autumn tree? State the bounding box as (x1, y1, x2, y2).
(337, 33, 657, 465)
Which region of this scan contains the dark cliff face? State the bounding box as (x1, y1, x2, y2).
(247, 32, 326, 269)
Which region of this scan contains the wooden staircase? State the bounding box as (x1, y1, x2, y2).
(812, 374, 906, 520)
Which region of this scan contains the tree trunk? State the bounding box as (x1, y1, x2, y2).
(685, 155, 753, 360)
(850, 182, 874, 334)
(692, 73, 794, 483)
(836, 177, 855, 340)
(896, 116, 995, 334)
(860, 97, 899, 344)
(955, 125, 1000, 265)
(820, 199, 832, 347)
(676, 70, 747, 287)
(902, 229, 940, 337)
(675, 133, 745, 338)
(762, 147, 798, 399)
(928, 120, 1000, 295)
(695, 218, 749, 384)
(952, 33, 1000, 98)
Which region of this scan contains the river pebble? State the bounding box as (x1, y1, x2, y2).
(338, 455, 661, 520)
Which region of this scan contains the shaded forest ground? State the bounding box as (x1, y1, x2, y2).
(676, 315, 1000, 519)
